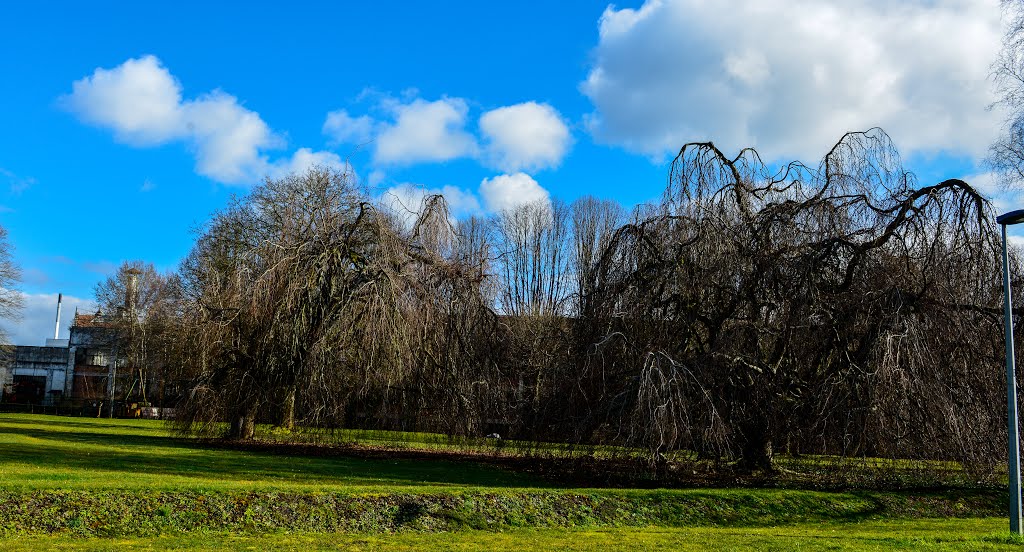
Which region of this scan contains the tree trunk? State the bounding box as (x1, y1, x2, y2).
(241, 415, 255, 439)
(280, 387, 295, 430)
(229, 411, 256, 440)
(738, 419, 774, 472)
(138, 367, 148, 404)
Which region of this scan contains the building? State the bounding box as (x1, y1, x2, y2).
(67, 309, 119, 402)
(0, 345, 71, 404)
(0, 294, 119, 406)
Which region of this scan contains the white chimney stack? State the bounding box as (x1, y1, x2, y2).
(53, 292, 62, 340)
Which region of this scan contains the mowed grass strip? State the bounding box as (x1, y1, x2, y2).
(2, 520, 1023, 551)
(0, 413, 1007, 541)
(0, 414, 540, 492)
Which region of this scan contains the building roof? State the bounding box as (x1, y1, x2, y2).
(72, 311, 116, 328)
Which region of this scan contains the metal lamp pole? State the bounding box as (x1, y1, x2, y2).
(998, 209, 1024, 535)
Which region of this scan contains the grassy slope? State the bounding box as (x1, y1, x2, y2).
(0, 413, 1012, 549)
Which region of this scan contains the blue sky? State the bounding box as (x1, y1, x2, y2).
(0, 0, 1013, 344)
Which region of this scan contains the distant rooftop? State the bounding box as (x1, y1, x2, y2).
(72, 310, 116, 328)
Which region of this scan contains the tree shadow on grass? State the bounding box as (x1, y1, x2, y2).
(0, 415, 168, 434)
(0, 423, 545, 489)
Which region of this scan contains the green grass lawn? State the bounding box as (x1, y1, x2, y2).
(0, 414, 540, 492)
(1, 520, 1022, 551)
(0, 413, 1014, 550)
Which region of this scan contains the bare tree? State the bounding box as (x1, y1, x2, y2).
(492, 200, 571, 317)
(991, 0, 1024, 186)
(177, 166, 368, 437)
(175, 167, 501, 439)
(94, 261, 181, 406)
(581, 128, 999, 471)
(166, 132, 1012, 483)
(570, 196, 623, 317)
(0, 226, 21, 346)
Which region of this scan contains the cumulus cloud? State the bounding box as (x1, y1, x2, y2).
(266, 148, 350, 181)
(479, 102, 572, 172)
(63, 55, 340, 184)
(377, 173, 553, 224)
(0, 291, 94, 346)
(479, 173, 550, 213)
(323, 109, 375, 144)
(62, 56, 186, 145)
(964, 171, 1000, 198)
(182, 91, 280, 182)
(379, 183, 481, 228)
(367, 170, 386, 186)
(374, 98, 478, 165)
(582, 0, 1004, 163)
(964, 171, 1024, 214)
(322, 96, 574, 173)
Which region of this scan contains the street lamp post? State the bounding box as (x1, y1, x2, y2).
(997, 208, 1024, 535)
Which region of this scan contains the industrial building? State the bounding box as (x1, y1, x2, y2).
(0, 294, 119, 407)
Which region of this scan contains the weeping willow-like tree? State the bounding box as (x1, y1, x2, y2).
(174, 167, 500, 439)
(574, 128, 1004, 471)
(170, 130, 1014, 480)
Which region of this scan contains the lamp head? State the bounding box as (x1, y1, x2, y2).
(999, 209, 1024, 226)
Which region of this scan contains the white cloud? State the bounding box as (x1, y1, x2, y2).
(374, 98, 478, 165)
(179, 90, 279, 183)
(63, 55, 337, 185)
(379, 174, 552, 222)
(367, 170, 386, 186)
(63, 56, 185, 145)
(323, 96, 575, 173)
(724, 50, 771, 88)
(582, 0, 1004, 163)
(266, 148, 351, 181)
(379, 183, 481, 228)
(0, 291, 94, 346)
(381, 183, 481, 216)
(964, 171, 1000, 198)
(964, 171, 1024, 214)
(479, 173, 550, 213)
(479, 102, 572, 172)
(323, 109, 375, 144)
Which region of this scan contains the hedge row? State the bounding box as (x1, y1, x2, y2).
(0, 488, 1005, 537)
